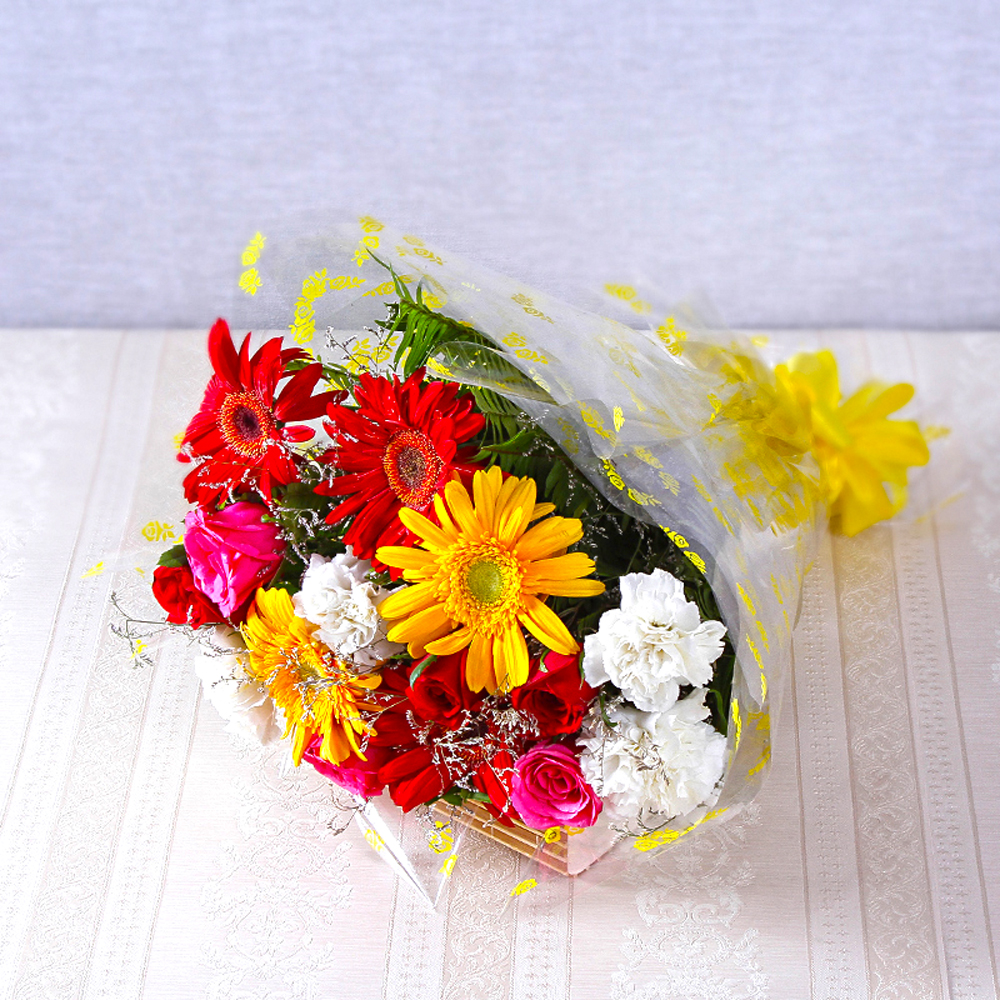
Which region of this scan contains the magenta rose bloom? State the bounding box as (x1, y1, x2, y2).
(184, 502, 285, 618)
(303, 735, 389, 798)
(510, 743, 602, 830)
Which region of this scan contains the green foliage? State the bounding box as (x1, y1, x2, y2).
(157, 543, 187, 568)
(371, 257, 533, 448)
(268, 479, 348, 595)
(318, 361, 360, 392)
(407, 654, 437, 684)
(285, 354, 359, 392)
(377, 267, 479, 376)
(437, 787, 492, 807)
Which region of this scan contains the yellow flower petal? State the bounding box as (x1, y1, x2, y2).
(501, 624, 530, 690)
(385, 602, 452, 644)
(375, 545, 435, 572)
(514, 517, 583, 561)
(530, 578, 607, 598)
(522, 552, 597, 581)
(493, 473, 522, 529)
(432, 490, 459, 537)
(855, 422, 929, 467)
(445, 479, 482, 538)
(466, 631, 493, 692)
(473, 468, 497, 529)
(497, 503, 527, 546)
(397, 506, 454, 550)
(529, 502, 557, 522)
(518, 595, 578, 655)
(378, 580, 440, 619)
(426, 624, 475, 656)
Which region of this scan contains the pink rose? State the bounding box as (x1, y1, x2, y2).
(303, 735, 389, 799)
(184, 502, 285, 619)
(510, 743, 602, 831)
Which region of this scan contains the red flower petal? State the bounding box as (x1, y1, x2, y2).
(319, 372, 485, 560)
(178, 319, 336, 505)
(207, 319, 241, 388)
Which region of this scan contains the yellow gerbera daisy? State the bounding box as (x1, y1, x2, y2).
(776, 350, 931, 536)
(241, 586, 381, 766)
(376, 466, 605, 695)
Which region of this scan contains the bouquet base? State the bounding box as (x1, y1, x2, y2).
(431, 800, 621, 877)
(431, 800, 571, 873)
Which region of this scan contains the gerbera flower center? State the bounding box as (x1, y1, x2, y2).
(443, 541, 523, 631)
(382, 429, 443, 509)
(218, 391, 275, 458)
(242, 588, 381, 765)
(466, 559, 505, 605)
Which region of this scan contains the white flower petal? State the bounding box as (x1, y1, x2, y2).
(194, 625, 280, 745)
(583, 568, 726, 712)
(293, 548, 404, 668)
(579, 690, 726, 824)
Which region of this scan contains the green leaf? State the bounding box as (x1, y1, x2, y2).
(407, 654, 437, 684)
(280, 480, 331, 511)
(157, 543, 187, 568)
(544, 460, 567, 500)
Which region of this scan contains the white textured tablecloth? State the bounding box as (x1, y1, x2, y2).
(1, 329, 998, 999)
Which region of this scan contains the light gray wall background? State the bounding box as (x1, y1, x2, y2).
(1, 0, 998, 329)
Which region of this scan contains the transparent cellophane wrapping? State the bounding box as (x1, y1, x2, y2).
(230, 221, 824, 907)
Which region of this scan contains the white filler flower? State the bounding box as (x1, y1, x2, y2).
(293, 550, 402, 669)
(194, 626, 282, 745)
(583, 567, 726, 712)
(579, 689, 726, 823)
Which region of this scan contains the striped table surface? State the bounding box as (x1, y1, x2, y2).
(0, 329, 997, 1000)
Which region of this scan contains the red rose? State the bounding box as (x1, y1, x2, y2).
(406, 652, 484, 728)
(152, 563, 224, 628)
(378, 746, 456, 812)
(364, 667, 457, 812)
(511, 651, 597, 736)
(472, 748, 518, 826)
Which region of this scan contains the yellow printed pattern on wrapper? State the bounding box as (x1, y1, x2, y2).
(604, 283, 652, 315)
(289, 270, 367, 344)
(353, 215, 384, 266)
(633, 807, 729, 852)
(141, 520, 176, 542)
(238, 232, 266, 295)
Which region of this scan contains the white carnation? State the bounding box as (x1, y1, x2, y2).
(194, 626, 282, 745)
(583, 567, 726, 712)
(579, 689, 726, 824)
(293, 550, 402, 669)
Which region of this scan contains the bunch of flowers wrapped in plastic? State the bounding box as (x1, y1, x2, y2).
(145, 222, 931, 883)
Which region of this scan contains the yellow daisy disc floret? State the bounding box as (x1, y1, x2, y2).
(242, 586, 381, 766)
(376, 466, 605, 695)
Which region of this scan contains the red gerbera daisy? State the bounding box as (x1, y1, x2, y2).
(317, 370, 485, 564)
(179, 319, 342, 506)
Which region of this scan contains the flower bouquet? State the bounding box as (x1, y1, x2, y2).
(139, 220, 931, 904)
